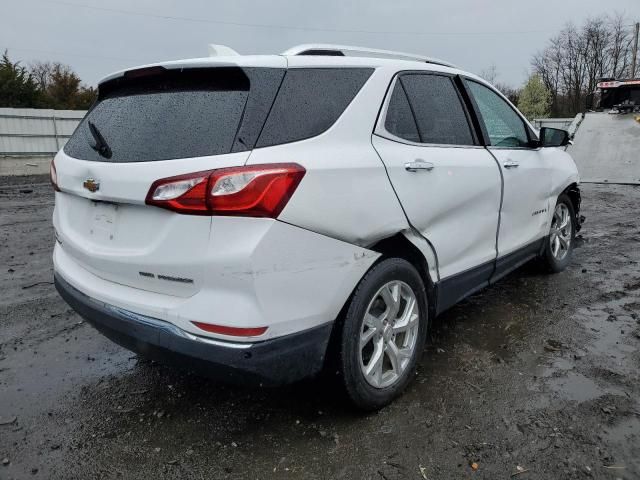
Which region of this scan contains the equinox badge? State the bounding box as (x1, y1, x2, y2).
(83, 178, 100, 193)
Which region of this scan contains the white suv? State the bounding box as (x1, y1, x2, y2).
(52, 44, 582, 410)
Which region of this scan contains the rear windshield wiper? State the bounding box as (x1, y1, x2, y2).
(88, 121, 112, 159)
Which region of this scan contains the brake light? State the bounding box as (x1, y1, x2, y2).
(124, 66, 166, 79)
(145, 163, 305, 217)
(50, 159, 60, 192)
(192, 321, 268, 337)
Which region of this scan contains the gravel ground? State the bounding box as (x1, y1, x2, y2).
(1, 176, 639, 480)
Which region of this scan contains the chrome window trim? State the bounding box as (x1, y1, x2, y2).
(374, 131, 485, 149)
(488, 145, 542, 151)
(374, 72, 482, 149)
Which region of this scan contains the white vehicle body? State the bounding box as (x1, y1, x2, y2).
(52, 45, 581, 387)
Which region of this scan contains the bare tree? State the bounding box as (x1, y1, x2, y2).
(583, 17, 611, 92)
(532, 35, 564, 112)
(531, 13, 636, 116)
(480, 64, 498, 84)
(608, 13, 633, 78)
(29, 61, 56, 90)
(478, 64, 520, 103)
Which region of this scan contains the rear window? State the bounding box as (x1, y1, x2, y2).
(65, 66, 372, 163)
(256, 68, 373, 148)
(64, 68, 284, 163)
(398, 74, 475, 146)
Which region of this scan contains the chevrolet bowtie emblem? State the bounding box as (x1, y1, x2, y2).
(83, 178, 100, 193)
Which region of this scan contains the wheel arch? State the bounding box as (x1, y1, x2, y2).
(367, 232, 437, 311)
(562, 182, 583, 232)
(323, 231, 438, 374)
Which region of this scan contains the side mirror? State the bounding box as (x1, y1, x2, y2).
(539, 127, 570, 147)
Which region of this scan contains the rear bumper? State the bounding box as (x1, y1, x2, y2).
(54, 273, 333, 386)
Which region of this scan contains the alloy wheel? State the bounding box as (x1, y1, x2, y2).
(359, 280, 420, 389)
(550, 203, 572, 260)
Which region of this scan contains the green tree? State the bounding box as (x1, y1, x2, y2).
(0, 50, 41, 107)
(517, 74, 552, 120)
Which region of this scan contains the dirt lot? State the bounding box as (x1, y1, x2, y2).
(1, 176, 639, 480)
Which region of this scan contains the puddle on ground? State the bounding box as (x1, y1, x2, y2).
(546, 371, 604, 402)
(540, 357, 575, 376)
(576, 305, 636, 370)
(604, 416, 640, 444)
(539, 356, 624, 403)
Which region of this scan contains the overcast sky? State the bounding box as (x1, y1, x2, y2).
(2, 0, 639, 87)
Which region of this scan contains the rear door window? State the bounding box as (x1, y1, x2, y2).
(256, 68, 373, 148)
(398, 74, 475, 146)
(64, 68, 284, 162)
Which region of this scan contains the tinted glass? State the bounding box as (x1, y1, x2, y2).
(384, 82, 420, 143)
(64, 68, 284, 162)
(399, 74, 474, 145)
(256, 68, 373, 148)
(467, 81, 529, 148)
(231, 69, 285, 152)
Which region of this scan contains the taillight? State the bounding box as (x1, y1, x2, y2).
(145, 163, 305, 217)
(50, 159, 60, 192)
(146, 172, 210, 215)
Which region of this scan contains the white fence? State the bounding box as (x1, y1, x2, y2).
(0, 108, 86, 175)
(532, 118, 575, 129)
(0, 108, 86, 156)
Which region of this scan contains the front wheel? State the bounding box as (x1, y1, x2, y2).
(543, 194, 575, 273)
(338, 258, 428, 411)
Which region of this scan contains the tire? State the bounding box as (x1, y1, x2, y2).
(543, 193, 576, 273)
(338, 258, 428, 411)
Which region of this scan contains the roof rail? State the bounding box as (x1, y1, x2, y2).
(282, 44, 457, 68)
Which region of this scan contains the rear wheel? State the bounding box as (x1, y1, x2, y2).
(338, 258, 428, 410)
(543, 194, 575, 272)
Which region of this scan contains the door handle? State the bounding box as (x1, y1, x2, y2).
(405, 160, 435, 172)
(503, 159, 520, 169)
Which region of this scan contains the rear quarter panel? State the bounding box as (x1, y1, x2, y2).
(246, 67, 410, 247)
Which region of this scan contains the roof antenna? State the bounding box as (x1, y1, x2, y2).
(208, 44, 240, 57)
